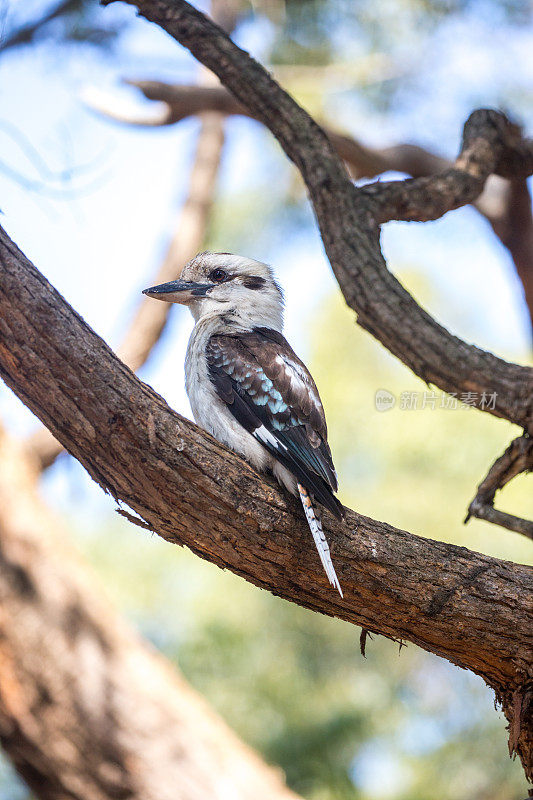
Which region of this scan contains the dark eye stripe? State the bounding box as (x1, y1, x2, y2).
(242, 276, 266, 290)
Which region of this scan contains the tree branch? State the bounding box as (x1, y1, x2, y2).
(492, 178, 533, 338)
(0, 224, 531, 778)
(0, 0, 79, 53)
(100, 0, 533, 437)
(466, 436, 533, 540)
(0, 424, 299, 800)
(96, 79, 532, 339)
(364, 112, 532, 223)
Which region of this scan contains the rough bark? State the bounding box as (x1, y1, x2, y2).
(0, 225, 531, 780)
(0, 424, 302, 800)
(103, 0, 533, 437)
(0, 428, 300, 800)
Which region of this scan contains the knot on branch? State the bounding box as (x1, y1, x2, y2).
(461, 109, 532, 179)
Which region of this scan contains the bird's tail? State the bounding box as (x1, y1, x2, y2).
(298, 483, 343, 598)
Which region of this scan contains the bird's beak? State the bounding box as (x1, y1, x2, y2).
(142, 279, 212, 304)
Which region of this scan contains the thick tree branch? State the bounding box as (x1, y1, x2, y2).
(100, 0, 533, 437)
(0, 426, 299, 800)
(466, 436, 533, 540)
(103, 0, 349, 189)
(0, 225, 531, 778)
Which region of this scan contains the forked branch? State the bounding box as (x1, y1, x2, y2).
(466, 436, 533, 540)
(364, 111, 532, 223)
(101, 0, 533, 437)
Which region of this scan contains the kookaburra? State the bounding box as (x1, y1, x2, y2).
(143, 252, 344, 596)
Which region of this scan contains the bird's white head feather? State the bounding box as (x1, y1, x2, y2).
(144, 251, 284, 332)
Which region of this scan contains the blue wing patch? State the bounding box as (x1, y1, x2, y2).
(206, 329, 343, 519)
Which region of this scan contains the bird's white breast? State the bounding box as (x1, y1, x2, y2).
(185, 319, 273, 472)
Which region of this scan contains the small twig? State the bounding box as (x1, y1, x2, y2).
(359, 628, 372, 658)
(116, 506, 156, 531)
(465, 435, 533, 540)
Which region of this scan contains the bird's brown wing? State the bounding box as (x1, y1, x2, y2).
(206, 327, 342, 518)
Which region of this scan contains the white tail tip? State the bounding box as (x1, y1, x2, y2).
(298, 484, 343, 598)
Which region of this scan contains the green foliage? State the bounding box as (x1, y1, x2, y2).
(266, 0, 532, 112)
(270, 0, 531, 63)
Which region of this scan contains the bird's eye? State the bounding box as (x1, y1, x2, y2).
(209, 268, 228, 283)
